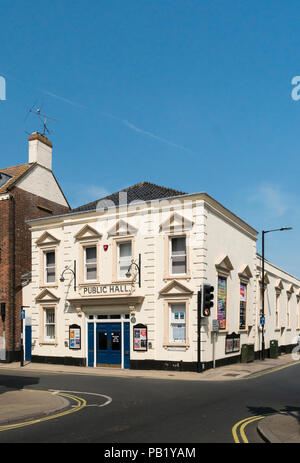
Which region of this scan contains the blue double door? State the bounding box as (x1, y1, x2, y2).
(88, 322, 130, 368)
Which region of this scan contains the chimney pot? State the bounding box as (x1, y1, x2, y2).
(28, 132, 53, 170)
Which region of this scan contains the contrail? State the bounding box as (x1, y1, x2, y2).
(122, 119, 193, 153)
(37, 91, 193, 153)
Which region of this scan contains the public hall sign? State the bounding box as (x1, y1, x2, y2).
(80, 284, 132, 297)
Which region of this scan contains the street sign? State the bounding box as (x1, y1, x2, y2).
(260, 316, 265, 326)
(21, 309, 25, 320)
(212, 319, 219, 332)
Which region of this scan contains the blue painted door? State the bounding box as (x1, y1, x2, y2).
(96, 323, 121, 367)
(87, 323, 95, 367)
(124, 322, 130, 369)
(25, 325, 32, 362)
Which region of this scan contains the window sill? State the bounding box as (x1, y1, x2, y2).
(78, 282, 100, 287)
(112, 279, 134, 285)
(40, 284, 58, 289)
(163, 275, 191, 282)
(39, 341, 57, 346)
(163, 343, 190, 348)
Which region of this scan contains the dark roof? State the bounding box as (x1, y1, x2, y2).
(72, 181, 187, 213)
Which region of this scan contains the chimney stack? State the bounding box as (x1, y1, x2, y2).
(28, 132, 53, 170)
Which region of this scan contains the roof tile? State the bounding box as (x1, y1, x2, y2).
(72, 181, 186, 212)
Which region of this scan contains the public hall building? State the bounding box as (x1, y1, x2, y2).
(22, 180, 300, 371)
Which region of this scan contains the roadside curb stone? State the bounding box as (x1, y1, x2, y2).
(0, 389, 69, 426)
(258, 413, 300, 443)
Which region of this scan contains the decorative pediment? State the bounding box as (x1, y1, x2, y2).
(35, 289, 60, 302)
(159, 280, 193, 297)
(160, 213, 194, 233)
(275, 279, 284, 290)
(238, 265, 253, 281)
(36, 232, 60, 246)
(287, 284, 294, 294)
(215, 255, 234, 275)
(259, 272, 270, 285)
(107, 219, 137, 237)
(74, 225, 102, 241)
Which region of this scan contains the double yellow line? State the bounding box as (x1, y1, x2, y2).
(0, 390, 86, 432)
(232, 415, 265, 443)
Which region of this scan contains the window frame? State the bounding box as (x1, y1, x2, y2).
(44, 250, 56, 285)
(217, 274, 228, 331)
(275, 290, 281, 330)
(239, 281, 248, 330)
(169, 303, 186, 344)
(43, 306, 56, 343)
(297, 296, 300, 330)
(117, 241, 132, 281)
(169, 236, 187, 277)
(286, 292, 292, 329)
(83, 245, 98, 283)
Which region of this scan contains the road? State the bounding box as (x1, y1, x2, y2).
(0, 362, 299, 444)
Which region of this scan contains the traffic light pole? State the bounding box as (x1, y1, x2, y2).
(197, 290, 201, 373)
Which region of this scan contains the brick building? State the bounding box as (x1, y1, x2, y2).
(0, 132, 69, 362)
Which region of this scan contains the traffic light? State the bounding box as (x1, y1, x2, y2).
(201, 283, 214, 317)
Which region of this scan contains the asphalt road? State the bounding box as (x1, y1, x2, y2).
(0, 362, 299, 444)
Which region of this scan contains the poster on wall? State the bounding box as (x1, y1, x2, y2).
(239, 283, 247, 330)
(225, 332, 240, 354)
(217, 276, 227, 330)
(69, 324, 81, 350)
(133, 324, 147, 351)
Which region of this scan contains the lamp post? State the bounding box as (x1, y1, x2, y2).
(59, 261, 77, 291)
(126, 254, 141, 288)
(261, 227, 292, 360)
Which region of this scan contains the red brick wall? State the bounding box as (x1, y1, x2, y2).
(0, 187, 69, 361)
(0, 195, 14, 354)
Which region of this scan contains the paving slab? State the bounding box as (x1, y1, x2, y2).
(0, 353, 298, 381)
(258, 413, 300, 443)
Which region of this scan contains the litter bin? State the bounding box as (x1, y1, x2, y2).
(270, 339, 278, 359)
(241, 344, 255, 363)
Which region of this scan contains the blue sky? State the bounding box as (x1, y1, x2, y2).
(0, 0, 300, 276)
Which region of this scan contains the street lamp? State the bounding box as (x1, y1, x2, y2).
(261, 227, 292, 360)
(126, 254, 142, 288)
(59, 261, 77, 291)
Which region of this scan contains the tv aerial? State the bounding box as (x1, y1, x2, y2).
(24, 103, 58, 136)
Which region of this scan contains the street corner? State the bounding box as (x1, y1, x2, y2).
(0, 389, 82, 429)
(257, 413, 300, 443)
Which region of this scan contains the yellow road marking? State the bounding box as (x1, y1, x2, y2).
(0, 390, 86, 432)
(233, 415, 264, 443)
(239, 416, 264, 443)
(233, 411, 289, 443)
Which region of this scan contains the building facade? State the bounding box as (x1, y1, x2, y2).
(0, 133, 69, 362)
(23, 183, 300, 370)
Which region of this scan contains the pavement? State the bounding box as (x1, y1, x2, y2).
(0, 353, 299, 440)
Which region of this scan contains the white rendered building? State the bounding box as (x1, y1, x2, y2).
(23, 182, 300, 370)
